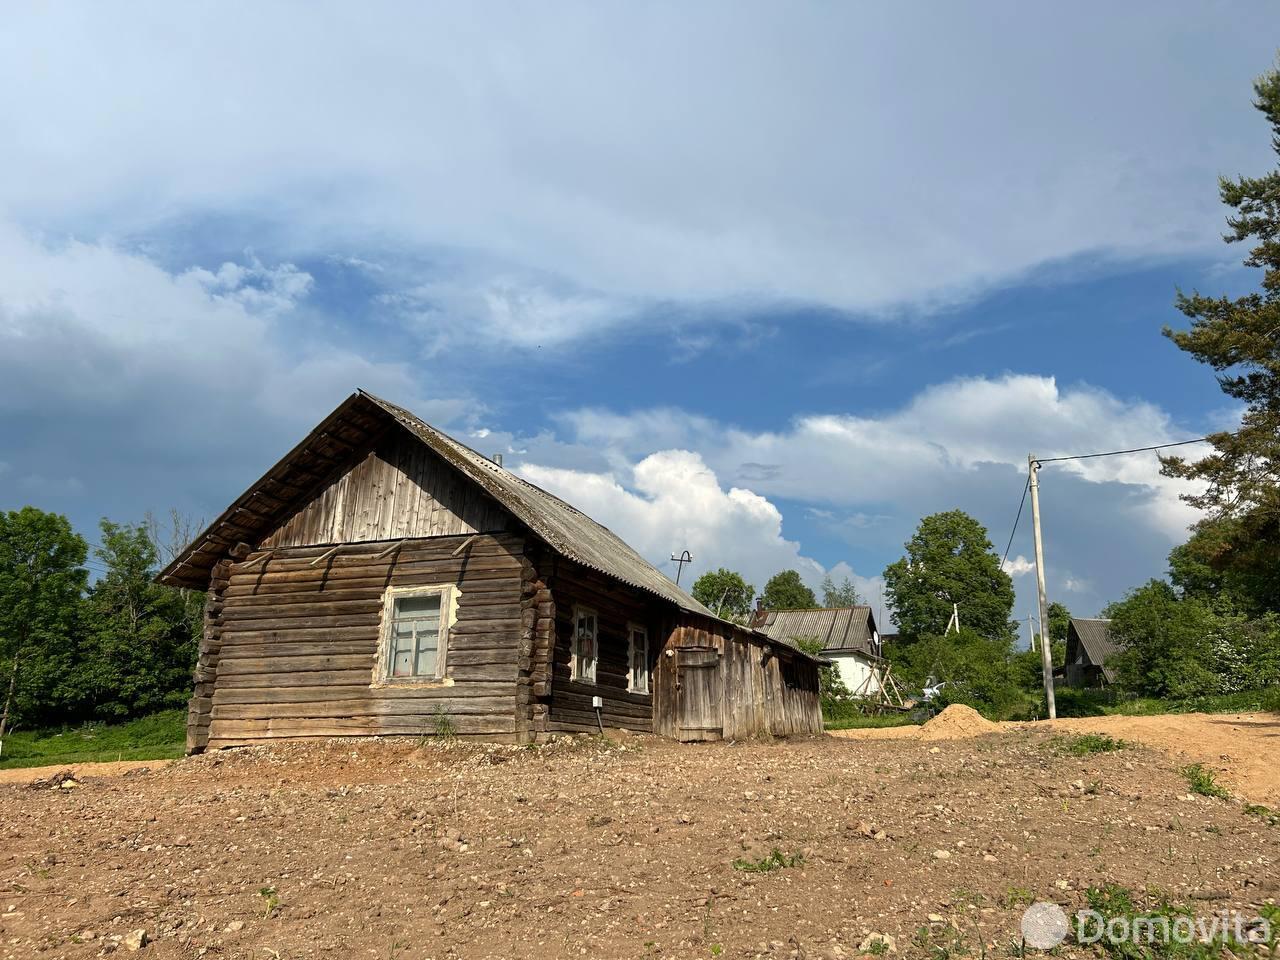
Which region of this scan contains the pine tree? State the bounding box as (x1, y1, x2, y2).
(1162, 63, 1280, 610)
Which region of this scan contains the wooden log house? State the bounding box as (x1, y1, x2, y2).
(158, 390, 825, 751)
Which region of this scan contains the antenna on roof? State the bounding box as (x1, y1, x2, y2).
(670, 549, 693, 586)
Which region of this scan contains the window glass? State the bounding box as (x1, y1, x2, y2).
(386, 592, 444, 679)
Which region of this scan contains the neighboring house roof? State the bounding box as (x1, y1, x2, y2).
(159, 390, 717, 620)
(752, 606, 881, 657)
(1066, 618, 1121, 683)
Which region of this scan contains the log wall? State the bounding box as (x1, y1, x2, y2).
(544, 561, 663, 734)
(199, 533, 526, 749)
(263, 427, 510, 549)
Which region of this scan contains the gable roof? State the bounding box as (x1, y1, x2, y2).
(157, 390, 717, 619)
(1066, 617, 1120, 683)
(752, 606, 881, 657)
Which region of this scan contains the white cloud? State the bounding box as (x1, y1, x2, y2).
(1002, 555, 1036, 577)
(517, 450, 825, 594)
(561, 374, 1204, 541)
(0, 5, 1276, 343)
(539, 373, 1210, 618)
(0, 224, 473, 522)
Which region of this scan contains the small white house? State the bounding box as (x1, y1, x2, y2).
(752, 606, 885, 697)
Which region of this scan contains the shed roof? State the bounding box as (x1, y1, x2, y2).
(1067, 618, 1120, 683)
(752, 606, 881, 657)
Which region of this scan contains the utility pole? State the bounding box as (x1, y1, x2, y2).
(1027, 614, 1036, 654)
(670, 550, 693, 586)
(1028, 455, 1056, 720)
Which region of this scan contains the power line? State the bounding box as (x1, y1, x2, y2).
(1034, 435, 1213, 464)
(1001, 475, 1031, 572)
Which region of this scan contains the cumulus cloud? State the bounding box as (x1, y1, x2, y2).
(561, 374, 1204, 541)
(540, 374, 1207, 618)
(517, 450, 827, 593)
(1002, 555, 1036, 577)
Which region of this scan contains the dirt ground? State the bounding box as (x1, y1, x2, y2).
(833, 710, 1280, 806)
(3, 721, 1279, 960)
(0, 761, 175, 787)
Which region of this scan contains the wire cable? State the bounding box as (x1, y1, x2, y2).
(1034, 435, 1213, 464)
(1001, 474, 1031, 573)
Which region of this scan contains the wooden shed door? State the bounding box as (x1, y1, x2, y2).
(675, 646, 722, 741)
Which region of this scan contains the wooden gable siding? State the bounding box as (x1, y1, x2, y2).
(544, 561, 665, 734)
(262, 427, 510, 549)
(198, 533, 527, 748)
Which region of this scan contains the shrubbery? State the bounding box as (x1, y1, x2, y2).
(0, 507, 201, 736)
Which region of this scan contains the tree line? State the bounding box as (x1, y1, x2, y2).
(0, 507, 203, 742)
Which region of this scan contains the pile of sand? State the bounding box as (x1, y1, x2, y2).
(918, 704, 1000, 741)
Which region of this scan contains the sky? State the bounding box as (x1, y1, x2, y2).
(2, 3, 1277, 638)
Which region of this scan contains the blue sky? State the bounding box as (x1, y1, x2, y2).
(2, 3, 1278, 637)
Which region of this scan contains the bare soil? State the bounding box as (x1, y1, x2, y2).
(3, 721, 1279, 960)
(834, 709, 1280, 806)
(0, 761, 174, 787)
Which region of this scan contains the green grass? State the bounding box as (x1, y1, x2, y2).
(1245, 803, 1279, 826)
(1055, 685, 1280, 719)
(0, 709, 186, 770)
(731, 849, 804, 873)
(1054, 732, 1128, 756)
(1080, 884, 1279, 958)
(1181, 763, 1231, 800)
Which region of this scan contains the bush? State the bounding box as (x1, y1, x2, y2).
(891, 629, 1025, 720)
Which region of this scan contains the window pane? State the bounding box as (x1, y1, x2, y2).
(415, 642, 438, 677)
(388, 593, 444, 679)
(392, 643, 414, 677)
(396, 595, 441, 617)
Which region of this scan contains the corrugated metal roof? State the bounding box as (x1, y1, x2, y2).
(753, 607, 880, 657)
(1068, 618, 1120, 683)
(156, 390, 834, 663)
(362, 391, 718, 618)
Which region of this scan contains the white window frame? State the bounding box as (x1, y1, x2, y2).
(627, 621, 650, 694)
(374, 584, 459, 684)
(570, 605, 598, 684)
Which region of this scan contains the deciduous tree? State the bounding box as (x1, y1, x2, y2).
(882, 510, 1015, 642)
(761, 569, 817, 610)
(691, 568, 755, 621)
(0, 507, 88, 741)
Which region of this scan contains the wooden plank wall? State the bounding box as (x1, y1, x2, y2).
(544, 561, 660, 734)
(201, 533, 526, 749)
(263, 427, 510, 549)
(653, 618, 823, 741)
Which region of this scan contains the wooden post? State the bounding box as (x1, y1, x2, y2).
(1028, 455, 1056, 720)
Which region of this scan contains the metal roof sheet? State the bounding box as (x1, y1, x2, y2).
(1067, 617, 1120, 683)
(361, 391, 719, 618)
(753, 606, 880, 656)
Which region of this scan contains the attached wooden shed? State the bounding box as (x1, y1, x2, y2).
(158, 390, 824, 751)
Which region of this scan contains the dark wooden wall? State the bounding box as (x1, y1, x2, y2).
(263, 427, 510, 549)
(195, 533, 527, 749)
(543, 561, 664, 734)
